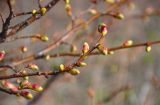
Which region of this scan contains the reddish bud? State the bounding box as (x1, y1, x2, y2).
(1, 80, 18, 92)
(0, 50, 5, 61)
(20, 91, 33, 100)
(31, 84, 43, 92)
(87, 87, 95, 98)
(20, 80, 31, 88)
(145, 7, 154, 15)
(98, 23, 108, 36)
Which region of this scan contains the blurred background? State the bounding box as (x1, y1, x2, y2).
(0, 0, 160, 105)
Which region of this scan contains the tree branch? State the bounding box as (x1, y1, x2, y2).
(6, 0, 61, 38)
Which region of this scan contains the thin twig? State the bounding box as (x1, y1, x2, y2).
(97, 85, 131, 104)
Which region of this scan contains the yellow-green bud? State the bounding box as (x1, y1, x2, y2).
(82, 42, 89, 55)
(113, 13, 124, 20)
(20, 91, 33, 100)
(108, 51, 114, 55)
(89, 9, 97, 15)
(123, 40, 133, 46)
(41, 7, 47, 15)
(32, 9, 37, 15)
(79, 62, 87, 67)
(40, 35, 49, 42)
(60, 64, 65, 71)
(70, 45, 77, 53)
(21, 46, 28, 53)
(69, 68, 80, 75)
(65, 0, 70, 4)
(102, 48, 108, 55)
(105, 0, 115, 4)
(45, 54, 51, 60)
(27, 64, 39, 71)
(31, 84, 43, 92)
(97, 44, 108, 55)
(146, 46, 151, 52)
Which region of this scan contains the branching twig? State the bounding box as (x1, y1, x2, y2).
(7, 0, 61, 38)
(97, 85, 131, 104)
